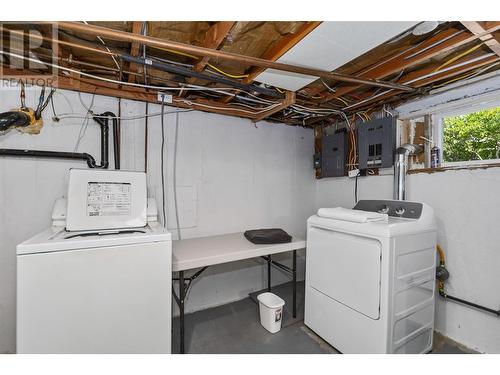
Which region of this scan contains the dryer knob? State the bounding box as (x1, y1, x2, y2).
(378, 205, 390, 214)
(395, 207, 406, 215)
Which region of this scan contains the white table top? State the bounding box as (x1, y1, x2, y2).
(172, 232, 306, 272)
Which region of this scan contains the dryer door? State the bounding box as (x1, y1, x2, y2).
(307, 225, 382, 319)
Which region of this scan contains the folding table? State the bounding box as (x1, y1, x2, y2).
(172, 232, 306, 354)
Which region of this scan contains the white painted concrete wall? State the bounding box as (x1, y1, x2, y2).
(0, 86, 315, 353)
(315, 169, 500, 353)
(145, 108, 314, 316)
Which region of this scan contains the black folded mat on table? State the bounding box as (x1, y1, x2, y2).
(243, 228, 292, 244)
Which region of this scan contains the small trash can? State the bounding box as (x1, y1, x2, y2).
(257, 292, 285, 333)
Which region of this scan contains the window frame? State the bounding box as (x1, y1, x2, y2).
(432, 98, 500, 167)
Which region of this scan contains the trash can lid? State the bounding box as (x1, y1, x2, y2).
(257, 292, 285, 308)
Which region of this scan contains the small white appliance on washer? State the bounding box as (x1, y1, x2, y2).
(17, 169, 172, 354)
(305, 200, 437, 354)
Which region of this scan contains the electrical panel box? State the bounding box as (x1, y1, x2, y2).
(321, 131, 349, 177)
(358, 117, 396, 169)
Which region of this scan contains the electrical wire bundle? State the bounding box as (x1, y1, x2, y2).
(34, 86, 56, 120)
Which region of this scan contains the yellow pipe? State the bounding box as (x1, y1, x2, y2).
(436, 244, 445, 265)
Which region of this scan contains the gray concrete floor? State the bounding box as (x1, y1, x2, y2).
(172, 281, 471, 354)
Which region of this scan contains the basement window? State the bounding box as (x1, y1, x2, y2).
(433, 103, 500, 167)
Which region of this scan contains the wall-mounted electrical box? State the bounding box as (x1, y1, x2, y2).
(358, 117, 396, 169)
(321, 130, 349, 178)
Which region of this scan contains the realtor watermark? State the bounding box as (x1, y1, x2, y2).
(0, 22, 58, 89)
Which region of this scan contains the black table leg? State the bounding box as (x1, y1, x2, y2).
(267, 254, 271, 291)
(179, 270, 185, 354)
(292, 250, 297, 318)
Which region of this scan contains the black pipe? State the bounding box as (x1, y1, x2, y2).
(118, 99, 122, 170)
(0, 149, 97, 168)
(120, 54, 283, 99)
(91, 114, 110, 169)
(440, 290, 500, 317)
(95, 112, 120, 169)
(1, 111, 113, 169)
(113, 116, 120, 170)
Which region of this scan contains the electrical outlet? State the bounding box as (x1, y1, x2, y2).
(158, 92, 173, 103)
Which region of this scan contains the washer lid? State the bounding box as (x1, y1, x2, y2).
(16, 225, 171, 255)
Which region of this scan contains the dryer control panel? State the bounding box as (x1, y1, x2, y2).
(353, 200, 423, 219)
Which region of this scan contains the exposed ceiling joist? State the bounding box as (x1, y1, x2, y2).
(461, 21, 500, 57)
(193, 21, 236, 72)
(127, 21, 145, 83)
(51, 21, 415, 92)
(183, 21, 236, 96)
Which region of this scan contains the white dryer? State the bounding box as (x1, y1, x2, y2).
(17, 169, 172, 354)
(304, 200, 437, 354)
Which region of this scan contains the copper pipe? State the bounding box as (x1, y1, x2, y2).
(1, 39, 205, 89)
(0, 26, 116, 57)
(52, 21, 416, 92)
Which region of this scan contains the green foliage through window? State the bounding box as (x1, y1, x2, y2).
(443, 107, 500, 162)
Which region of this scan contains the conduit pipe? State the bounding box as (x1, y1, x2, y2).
(393, 143, 423, 200)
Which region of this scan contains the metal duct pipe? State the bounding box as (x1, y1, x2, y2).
(393, 143, 423, 200)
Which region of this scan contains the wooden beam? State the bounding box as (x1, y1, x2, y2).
(183, 22, 235, 96)
(461, 21, 500, 57)
(52, 21, 415, 92)
(128, 21, 144, 83)
(252, 91, 295, 122)
(193, 22, 235, 72)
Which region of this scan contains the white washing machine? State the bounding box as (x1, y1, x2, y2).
(16, 169, 172, 354)
(304, 200, 437, 354)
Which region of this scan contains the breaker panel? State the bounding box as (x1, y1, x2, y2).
(358, 116, 396, 169)
(321, 130, 349, 178)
